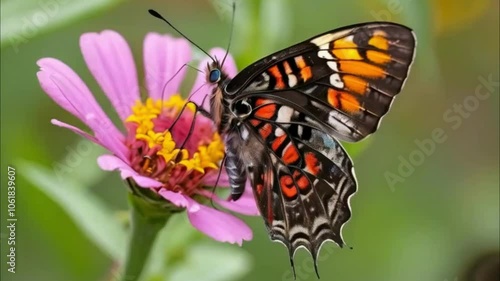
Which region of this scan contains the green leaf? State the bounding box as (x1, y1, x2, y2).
(139, 213, 253, 281)
(20, 160, 127, 261)
(141, 215, 201, 279)
(141, 214, 252, 281)
(168, 243, 252, 281)
(1, 0, 125, 48)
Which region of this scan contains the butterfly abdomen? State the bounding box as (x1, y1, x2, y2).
(224, 133, 248, 200)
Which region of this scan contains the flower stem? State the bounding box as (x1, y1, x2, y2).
(121, 192, 173, 281)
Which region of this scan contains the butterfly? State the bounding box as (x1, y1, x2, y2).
(200, 21, 416, 276)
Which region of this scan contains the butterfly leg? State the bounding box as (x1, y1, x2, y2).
(186, 92, 212, 119)
(194, 93, 212, 118)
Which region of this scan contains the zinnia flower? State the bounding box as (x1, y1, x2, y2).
(36, 30, 258, 245)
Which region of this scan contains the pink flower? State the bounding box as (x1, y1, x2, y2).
(36, 30, 259, 246)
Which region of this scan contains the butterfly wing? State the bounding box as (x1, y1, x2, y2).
(222, 22, 415, 274)
(227, 22, 416, 142)
(243, 102, 356, 271)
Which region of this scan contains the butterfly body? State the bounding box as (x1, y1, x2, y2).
(205, 22, 416, 275)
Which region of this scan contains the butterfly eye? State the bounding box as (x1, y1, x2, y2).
(209, 69, 221, 83)
(233, 100, 252, 118)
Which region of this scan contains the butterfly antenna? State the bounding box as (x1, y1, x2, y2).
(149, 9, 216, 62)
(166, 83, 209, 133)
(160, 63, 203, 102)
(220, 2, 236, 67)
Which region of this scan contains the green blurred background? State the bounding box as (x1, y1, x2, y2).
(1, 0, 498, 280)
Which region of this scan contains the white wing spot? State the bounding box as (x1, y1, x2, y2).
(330, 73, 344, 88)
(311, 33, 336, 46)
(310, 30, 351, 46)
(262, 72, 270, 81)
(327, 61, 339, 71)
(318, 49, 334, 60)
(277, 106, 294, 123)
(275, 127, 285, 137)
(344, 35, 354, 42)
(288, 74, 297, 87)
(297, 125, 303, 137)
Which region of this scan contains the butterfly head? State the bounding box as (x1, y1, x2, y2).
(208, 68, 222, 83)
(206, 60, 227, 85)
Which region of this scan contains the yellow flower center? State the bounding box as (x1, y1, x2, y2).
(125, 95, 224, 193)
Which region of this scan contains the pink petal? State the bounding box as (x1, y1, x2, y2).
(158, 189, 200, 212)
(80, 30, 140, 121)
(187, 200, 252, 246)
(51, 119, 99, 144)
(199, 182, 259, 216)
(143, 33, 191, 100)
(37, 58, 128, 160)
(189, 48, 238, 110)
(37, 58, 107, 123)
(97, 155, 163, 188)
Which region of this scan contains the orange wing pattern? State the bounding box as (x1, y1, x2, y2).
(229, 23, 415, 142)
